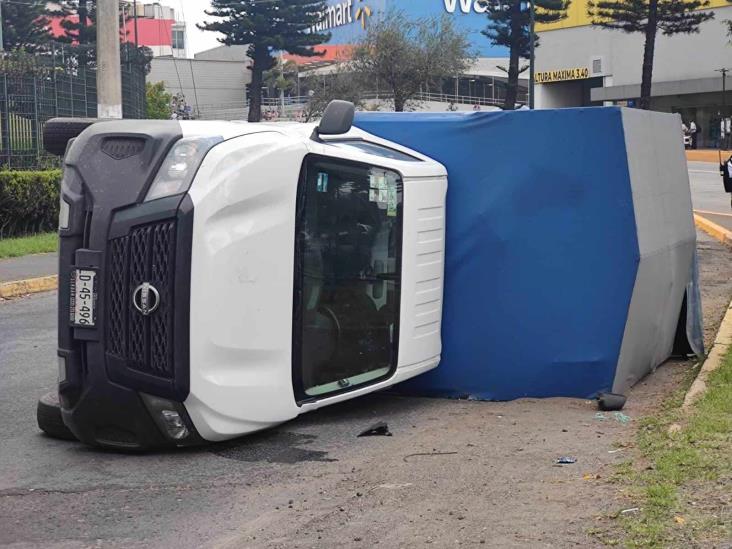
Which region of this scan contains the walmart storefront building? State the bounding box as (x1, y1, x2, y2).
(535, 0, 732, 147)
(310, 0, 528, 107)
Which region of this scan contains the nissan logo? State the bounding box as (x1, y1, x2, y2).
(132, 282, 160, 316)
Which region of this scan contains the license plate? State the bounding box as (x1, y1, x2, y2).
(69, 269, 98, 328)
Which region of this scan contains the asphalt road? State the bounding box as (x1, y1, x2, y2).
(1, 162, 731, 548)
(688, 160, 732, 231)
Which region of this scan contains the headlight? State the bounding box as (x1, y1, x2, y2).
(58, 198, 70, 230)
(144, 136, 222, 202)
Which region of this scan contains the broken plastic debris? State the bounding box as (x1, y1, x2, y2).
(613, 412, 631, 424)
(620, 507, 640, 515)
(594, 412, 608, 421)
(357, 421, 392, 437)
(556, 456, 577, 464)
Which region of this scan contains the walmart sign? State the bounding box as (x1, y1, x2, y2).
(320, 0, 508, 57)
(443, 0, 491, 13)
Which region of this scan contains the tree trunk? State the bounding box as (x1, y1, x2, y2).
(79, 2, 89, 67)
(504, 0, 522, 110)
(394, 93, 405, 112)
(639, 0, 658, 110)
(248, 47, 266, 123)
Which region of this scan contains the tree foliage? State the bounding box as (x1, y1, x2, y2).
(199, 0, 330, 122)
(588, 0, 714, 109)
(481, 0, 570, 110)
(146, 81, 173, 119)
(1, 0, 53, 52)
(52, 1, 96, 47)
(264, 59, 300, 97)
(302, 64, 365, 121)
(351, 13, 473, 112)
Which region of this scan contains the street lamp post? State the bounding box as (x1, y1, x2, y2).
(529, 0, 535, 109)
(716, 68, 729, 149)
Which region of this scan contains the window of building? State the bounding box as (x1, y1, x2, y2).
(294, 157, 404, 399)
(172, 29, 185, 51)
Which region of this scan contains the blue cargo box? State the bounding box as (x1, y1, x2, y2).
(355, 108, 701, 400)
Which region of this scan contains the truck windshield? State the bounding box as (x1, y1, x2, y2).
(294, 157, 403, 399)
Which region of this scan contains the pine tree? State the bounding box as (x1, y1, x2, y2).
(589, 0, 714, 109)
(1, 0, 53, 51)
(482, 0, 570, 110)
(54, 1, 96, 46)
(199, 0, 330, 122)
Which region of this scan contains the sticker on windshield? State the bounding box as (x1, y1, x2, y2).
(317, 172, 329, 192)
(387, 185, 397, 217)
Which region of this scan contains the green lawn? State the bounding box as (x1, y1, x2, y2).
(615, 349, 732, 547)
(0, 232, 58, 259)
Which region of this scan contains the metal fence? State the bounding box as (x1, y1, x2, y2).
(0, 45, 147, 169)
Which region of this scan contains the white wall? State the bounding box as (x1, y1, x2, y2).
(149, 58, 251, 119)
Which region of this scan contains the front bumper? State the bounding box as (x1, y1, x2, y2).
(57, 121, 202, 450)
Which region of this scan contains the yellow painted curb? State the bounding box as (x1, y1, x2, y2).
(686, 149, 731, 163)
(682, 297, 732, 412)
(694, 213, 732, 246)
(0, 275, 58, 299)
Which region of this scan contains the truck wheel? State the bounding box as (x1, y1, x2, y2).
(43, 118, 98, 156)
(37, 391, 77, 441)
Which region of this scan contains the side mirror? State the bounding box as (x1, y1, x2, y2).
(312, 100, 355, 141)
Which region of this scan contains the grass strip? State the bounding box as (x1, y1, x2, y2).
(0, 232, 58, 259)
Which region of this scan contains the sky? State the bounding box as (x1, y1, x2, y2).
(168, 0, 223, 56)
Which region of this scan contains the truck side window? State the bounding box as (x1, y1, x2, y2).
(294, 157, 403, 398)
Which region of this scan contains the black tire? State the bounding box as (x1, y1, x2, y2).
(597, 392, 627, 412)
(43, 118, 99, 157)
(37, 391, 77, 441)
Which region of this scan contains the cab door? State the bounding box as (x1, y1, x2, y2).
(293, 155, 404, 401)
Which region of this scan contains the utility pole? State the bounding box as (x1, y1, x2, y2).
(133, 0, 139, 48)
(97, 0, 123, 119)
(529, 0, 535, 109)
(0, 0, 4, 52)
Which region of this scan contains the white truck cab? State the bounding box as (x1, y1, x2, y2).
(50, 103, 447, 449)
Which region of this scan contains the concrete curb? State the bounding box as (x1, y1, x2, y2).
(0, 275, 58, 299)
(682, 296, 732, 412)
(694, 213, 732, 247)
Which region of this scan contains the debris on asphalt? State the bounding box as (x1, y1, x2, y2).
(597, 392, 627, 411)
(375, 483, 413, 490)
(403, 451, 458, 463)
(357, 421, 392, 437)
(594, 411, 631, 424)
(555, 456, 577, 465)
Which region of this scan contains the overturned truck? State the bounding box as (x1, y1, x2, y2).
(39, 104, 701, 450)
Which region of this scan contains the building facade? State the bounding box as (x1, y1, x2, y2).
(535, 0, 732, 147)
(288, 0, 528, 109)
(48, 1, 188, 59)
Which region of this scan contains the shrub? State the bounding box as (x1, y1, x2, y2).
(0, 169, 62, 238)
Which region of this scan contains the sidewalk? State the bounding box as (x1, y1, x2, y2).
(0, 253, 58, 283)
